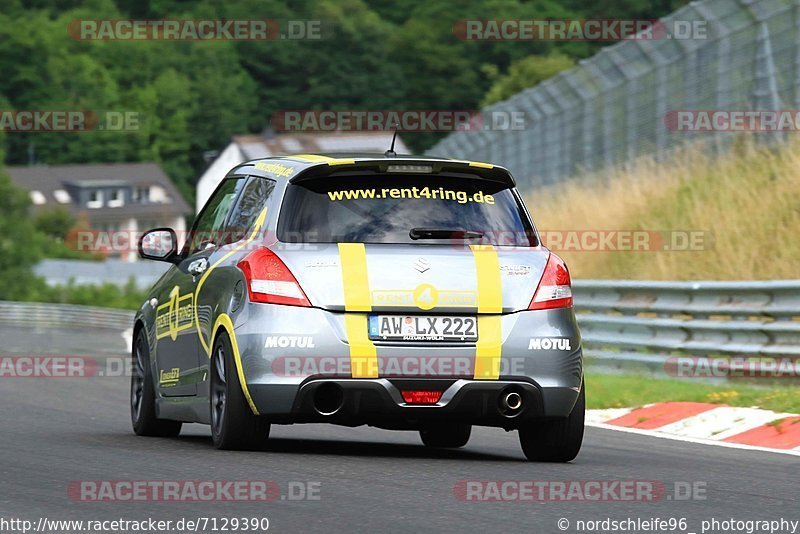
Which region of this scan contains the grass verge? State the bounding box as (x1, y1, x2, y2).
(587, 372, 799, 414)
(528, 140, 800, 280)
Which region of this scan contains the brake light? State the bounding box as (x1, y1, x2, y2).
(529, 252, 572, 310)
(237, 248, 311, 307)
(401, 390, 443, 405)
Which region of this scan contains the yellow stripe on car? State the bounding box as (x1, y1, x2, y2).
(195, 207, 268, 356)
(468, 161, 494, 169)
(475, 316, 502, 380)
(338, 243, 378, 378)
(190, 207, 268, 414)
(470, 244, 503, 379)
(214, 313, 260, 415)
(290, 154, 335, 163)
(338, 243, 372, 312)
(290, 154, 355, 165)
(470, 244, 502, 313)
(343, 314, 378, 379)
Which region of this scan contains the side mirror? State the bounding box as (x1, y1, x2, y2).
(138, 228, 179, 263)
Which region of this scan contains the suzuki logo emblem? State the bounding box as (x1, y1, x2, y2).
(413, 257, 430, 273)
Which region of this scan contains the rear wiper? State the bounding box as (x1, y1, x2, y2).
(409, 227, 485, 240)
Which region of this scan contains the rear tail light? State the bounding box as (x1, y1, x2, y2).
(401, 390, 443, 405)
(529, 252, 572, 310)
(237, 248, 311, 307)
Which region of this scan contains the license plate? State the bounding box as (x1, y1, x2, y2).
(368, 315, 477, 342)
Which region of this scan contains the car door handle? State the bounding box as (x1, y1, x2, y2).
(188, 258, 209, 276)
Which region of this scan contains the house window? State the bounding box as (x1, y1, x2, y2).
(87, 190, 103, 209)
(53, 189, 71, 204)
(30, 190, 46, 205)
(149, 185, 168, 203)
(132, 187, 149, 203)
(108, 188, 125, 208)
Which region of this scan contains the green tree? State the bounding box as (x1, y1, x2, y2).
(481, 52, 575, 107)
(34, 207, 103, 260)
(0, 172, 46, 300)
(34, 208, 75, 241)
(0, 0, 694, 173)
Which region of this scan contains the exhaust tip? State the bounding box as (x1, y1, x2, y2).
(504, 391, 523, 410)
(499, 388, 524, 417)
(313, 383, 344, 416)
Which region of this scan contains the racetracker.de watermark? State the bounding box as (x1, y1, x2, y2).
(68, 229, 712, 255)
(68, 19, 326, 41)
(271, 110, 526, 132)
(453, 480, 707, 502)
(538, 230, 710, 252)
(446, 230, 712, 252)
(0, 110, 140, 132)
(0, 356, 130, 378)
(68, 480, 320, 502)
(665, 110, 800, 132)
(270, 356, 529, 378)
(665, 356, 800, 379)
(453, 19, 708, 41)
(68, 229, 302, 255)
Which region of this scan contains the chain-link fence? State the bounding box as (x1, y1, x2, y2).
(427, 0, 799, 190)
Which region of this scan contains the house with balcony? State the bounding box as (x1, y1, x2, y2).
(8, 162, 190, 262)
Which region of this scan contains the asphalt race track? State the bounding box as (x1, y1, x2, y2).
(0, 333, 798, 533)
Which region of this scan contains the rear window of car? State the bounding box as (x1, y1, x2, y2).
(277, 174, 538, 246)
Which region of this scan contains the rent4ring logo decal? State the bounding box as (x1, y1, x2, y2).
(159, 368, 180, 387)
(156, 286, 195, 340)
(327, 186, 495, 204)
(254, 161, 295, 177)
(372, 284, 477, 310)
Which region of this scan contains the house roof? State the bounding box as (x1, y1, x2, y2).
(232, 131, 410, 160)
(7, 162, 191, 219)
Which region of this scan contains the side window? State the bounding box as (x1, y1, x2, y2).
(188, 177, 245, 254)
(224, 177, 276, 244)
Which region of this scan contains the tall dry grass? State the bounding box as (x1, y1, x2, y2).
(526, 141, 800, 280)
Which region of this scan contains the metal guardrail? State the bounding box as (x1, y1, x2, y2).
(3, 279, 799, 370)
(573, 280, 800, 371)
(34, 259, 169, 290)
(0, 301, 135, 331)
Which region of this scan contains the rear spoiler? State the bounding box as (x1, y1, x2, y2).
(288, 159, 516, 187)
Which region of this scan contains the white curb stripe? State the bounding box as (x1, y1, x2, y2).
(585, 408, 634, 425)
(652, 406, 794, 441)
(587, 422, 800, 457)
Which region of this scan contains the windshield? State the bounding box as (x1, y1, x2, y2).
(277, 174, 537, 246)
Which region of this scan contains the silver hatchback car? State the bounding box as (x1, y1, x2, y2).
(132, 154, 584, 462)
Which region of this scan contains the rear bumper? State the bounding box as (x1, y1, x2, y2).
(253, 378, 579, 430)
(230, 303, 583, 427)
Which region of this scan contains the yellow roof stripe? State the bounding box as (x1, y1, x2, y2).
(468, 161, 494, 169)
(290, 154, 336, 163)
(288, 154, 356, 166)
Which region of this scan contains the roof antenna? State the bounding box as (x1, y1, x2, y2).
(384, 122, 399, 157)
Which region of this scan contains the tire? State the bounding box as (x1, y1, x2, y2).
(131, 328, 182, 437)
(419, 424, 472, 448)
(210, 331, 270, 450)
(519, 383, 584, 462)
